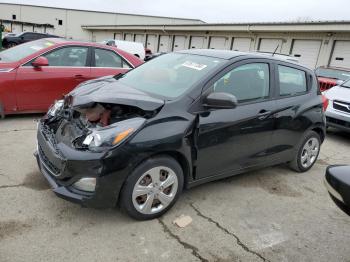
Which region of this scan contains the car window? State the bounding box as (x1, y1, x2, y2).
(0, 39, 54, 62)
(278, 65, 307, 96)
(94, 48, 129, 68)
(211, 63, 270, 103)
(44, 46, 88, 67)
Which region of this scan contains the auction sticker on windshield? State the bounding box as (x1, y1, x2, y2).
(182, 61, 207, 71)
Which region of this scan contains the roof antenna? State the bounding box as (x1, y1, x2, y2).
(272, 44, 279, 56)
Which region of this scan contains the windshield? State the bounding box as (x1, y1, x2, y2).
(0, 39, 54, 62)
(315, 68, 350, 81)
(118, 53, 225, 99)
(341, 79, 350, 88)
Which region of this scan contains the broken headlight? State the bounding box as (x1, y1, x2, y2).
(83, 117, 145, 151)
(47, 100, 64, 117)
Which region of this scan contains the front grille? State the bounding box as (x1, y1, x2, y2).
(319, 81, 336, 92)
(333, 100, 350, 114)
(38, 145, 61, 176)
(326, 117, 350, 128)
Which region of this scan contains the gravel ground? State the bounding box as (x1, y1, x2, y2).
(0, 114, 349, 262)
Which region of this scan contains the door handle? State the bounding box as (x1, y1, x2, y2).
(74, 74, 86, 79)
(257, 110, 272, 120)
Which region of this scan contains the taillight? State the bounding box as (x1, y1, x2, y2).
(322, 95, 329, 111)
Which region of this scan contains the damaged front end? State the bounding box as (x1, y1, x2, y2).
(35, 80, 164, 208)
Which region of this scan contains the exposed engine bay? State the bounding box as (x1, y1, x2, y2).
(75, 103, 155, 128)
(44, 101, 158, 151)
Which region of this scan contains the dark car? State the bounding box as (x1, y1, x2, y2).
(2, 32, 59, 48)
(35, 49, 327, 220)
(325, 165, 350, 216)
(315, 66, 350, 91)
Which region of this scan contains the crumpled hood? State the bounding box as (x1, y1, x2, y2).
(323, 85, 350, 102)
(69, 76, 165, 111)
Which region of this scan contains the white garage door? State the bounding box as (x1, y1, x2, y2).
(209, 37, 229, 50)
(190, 36, 206, 49)
(330, 41, 350, 68)
(146, 34, 158, 53)
(232, 38, 251, 52)
(290, 40, 321, 68)
(134, 34, 145, 44)
(11, 24, 22, 33)
(173, 35, 187, 51)
(259, 38, 283, 53)
(34, 26, 44, 33)
(23, 25, 33, 32)
(114, 33, 122, 40)
(159, 35, 171, 52)
(124, 34, 133, 41)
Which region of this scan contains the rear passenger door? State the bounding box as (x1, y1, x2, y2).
(90, 48, 133, 79)
(271, 63, 315, 161)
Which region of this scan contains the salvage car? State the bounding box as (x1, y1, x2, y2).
(315, 66, 350, 91)
(325, 165, 350, 216)
(0, 38, 143, 117)
(323, 78, 350, 132)
(2, 31, 59, 48)
(35, 49, 327, 220)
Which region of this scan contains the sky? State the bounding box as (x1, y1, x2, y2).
(0, 0, 347, 23)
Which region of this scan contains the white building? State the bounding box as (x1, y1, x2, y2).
(1, 3, 350, 68)
(84, 22, 350, 68)
(0, 3, 203, 40)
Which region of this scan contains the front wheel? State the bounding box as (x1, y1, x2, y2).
(289, 131, 321, 172)
(120, 156, 184, 220)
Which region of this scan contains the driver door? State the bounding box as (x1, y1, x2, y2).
(14, 46, 91, 112)
(195, 60, 277, 179)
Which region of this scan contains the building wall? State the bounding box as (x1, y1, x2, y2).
(0, 3, 203, 40)
(89, 29, 350, 68)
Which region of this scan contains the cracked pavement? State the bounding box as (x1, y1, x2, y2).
(0, 115, 350, 262)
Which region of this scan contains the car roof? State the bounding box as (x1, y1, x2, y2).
(43, 38, 119, 49)
(317, 66, 350, 72)
(177, 49, 301, 65)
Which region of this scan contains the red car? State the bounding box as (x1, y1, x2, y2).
(315, 66, 350, 92)
(0, 38, 143, 117)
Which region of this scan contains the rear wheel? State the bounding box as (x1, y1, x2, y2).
(6, 42, 17, 48)
(120, 156, 184, 220)
(289, 131, 321, 172)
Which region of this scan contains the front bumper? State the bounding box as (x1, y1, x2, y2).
(35, 121, 130, 208)
(325, 101, 350, 132)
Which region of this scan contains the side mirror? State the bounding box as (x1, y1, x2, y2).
(32, 56, 49, 68)
(325, 165, 350, 216)
(204, 92, 238, 109)
(336, 80, 345, 86)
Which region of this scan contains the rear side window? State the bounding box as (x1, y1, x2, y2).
(94, 48, 129, 68)
(278, 65, 307, 96)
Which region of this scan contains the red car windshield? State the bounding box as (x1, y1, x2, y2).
(0, 39, 54, 62)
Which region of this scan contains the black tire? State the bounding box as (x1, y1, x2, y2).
(289, 130, 321, 172)
(120, 155, 184, 220)
(6, 42, 17, 48)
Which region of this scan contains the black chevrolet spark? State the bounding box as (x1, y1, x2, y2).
(35, 49, 326, 220)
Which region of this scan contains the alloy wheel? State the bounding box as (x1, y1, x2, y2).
(132, 166, 178, 215)
(300, 137, 320, 169)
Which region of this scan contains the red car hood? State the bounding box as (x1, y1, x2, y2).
(0, 61, 19, 70)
